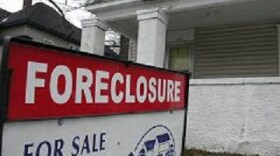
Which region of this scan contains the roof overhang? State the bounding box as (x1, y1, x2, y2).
(86, 0, 256, 21)
(86, 0, 280, 38)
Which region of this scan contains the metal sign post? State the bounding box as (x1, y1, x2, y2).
(0, 38, 189, 156)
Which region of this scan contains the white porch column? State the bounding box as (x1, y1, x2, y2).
(81, 17, 108, 56)
(137, 8, 168, 67)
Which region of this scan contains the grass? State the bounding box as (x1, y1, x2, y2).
(185, 149, 259, 156)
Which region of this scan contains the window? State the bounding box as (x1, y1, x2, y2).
(69, 44, 76, 50)
(43, 39, 54, 45)
(168, 45, 192, 72)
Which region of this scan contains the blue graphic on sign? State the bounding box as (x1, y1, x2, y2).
(128, 125, 176, 156)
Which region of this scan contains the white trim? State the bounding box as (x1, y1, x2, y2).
(86, 0, 140, 11)
(166, 29, 195, 73)
(137, 8, 168, 24)
(190, 77, 280, 86)
(81, 17, 109, 30)
(277, 24, 280, 76)
(86, 0, 255, 21)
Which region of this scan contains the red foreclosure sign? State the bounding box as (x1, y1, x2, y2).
(1, 39, 188, 121)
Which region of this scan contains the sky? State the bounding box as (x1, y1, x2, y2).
(0, 0, 93, 27)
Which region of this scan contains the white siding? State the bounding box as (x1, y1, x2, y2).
(194, 22, 278, 78)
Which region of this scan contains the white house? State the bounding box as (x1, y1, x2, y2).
(81, 0, 280, 155)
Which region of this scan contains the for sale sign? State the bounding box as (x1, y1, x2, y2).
(2, 111, 185, 156)
(0, 38, 189, 156)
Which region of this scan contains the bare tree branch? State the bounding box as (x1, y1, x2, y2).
(47, 0, 75, 40)
(47, 0, 65, 18)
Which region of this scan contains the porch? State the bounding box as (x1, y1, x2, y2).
(82, 0, 280, 79)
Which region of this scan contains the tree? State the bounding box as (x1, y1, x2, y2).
(33, 0, 92, 27)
